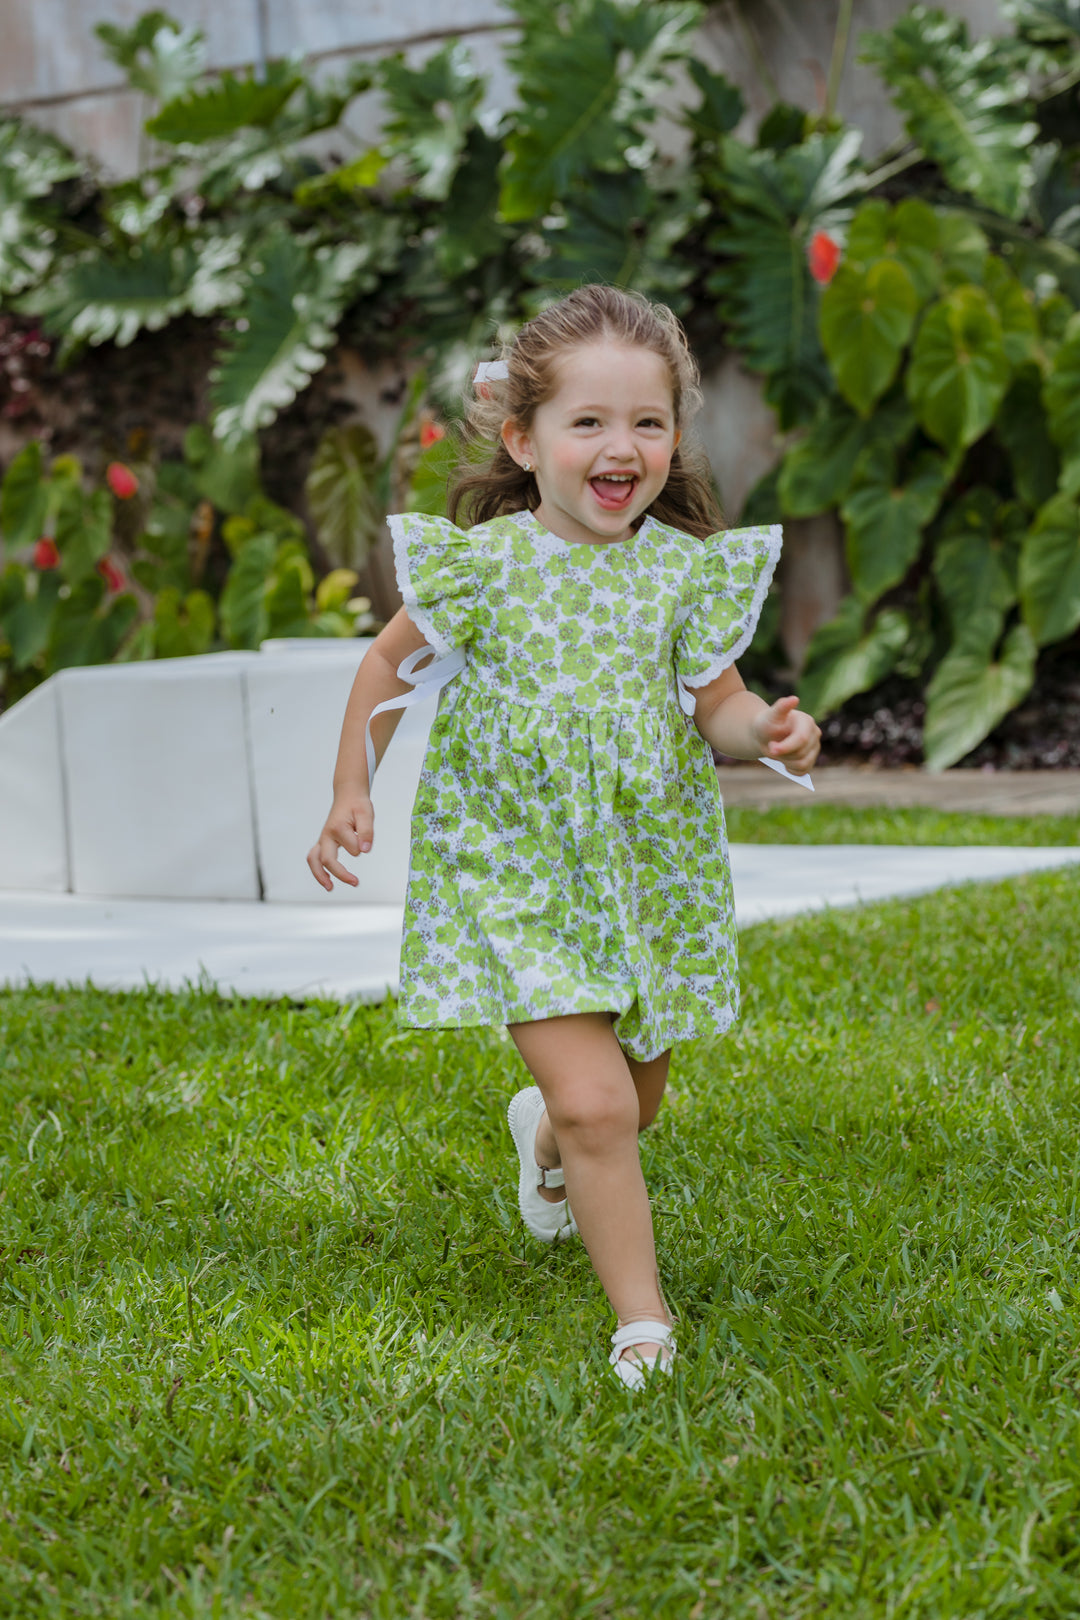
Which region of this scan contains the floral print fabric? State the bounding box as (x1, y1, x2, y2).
(387, 508, 781, 1062)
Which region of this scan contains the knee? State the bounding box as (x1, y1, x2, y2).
(550, 1085, 638, 1150)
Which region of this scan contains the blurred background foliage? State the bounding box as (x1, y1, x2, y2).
(3, 0, 1080, 765)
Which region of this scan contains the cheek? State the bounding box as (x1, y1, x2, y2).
(645, 442, 676, 480)
(549, 442, 590, 476)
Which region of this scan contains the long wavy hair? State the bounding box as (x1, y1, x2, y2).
(447, 285, 724, 539)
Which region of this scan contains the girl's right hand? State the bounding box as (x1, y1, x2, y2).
(306, 792, 374, 891)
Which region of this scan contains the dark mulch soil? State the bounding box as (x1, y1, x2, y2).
(814, 642, 1080, 770)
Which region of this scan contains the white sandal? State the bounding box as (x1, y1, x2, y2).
(506, 1086, 578, 1243)
(608, 1320, 676, 1391)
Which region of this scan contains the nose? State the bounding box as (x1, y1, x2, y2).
(602, 427, 636, 461)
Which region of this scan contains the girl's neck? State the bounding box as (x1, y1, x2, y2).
(531, 499, 638, 548)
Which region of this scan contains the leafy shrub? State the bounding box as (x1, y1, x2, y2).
(4, 1, 1080, 762)
(0, 433, 372, 706)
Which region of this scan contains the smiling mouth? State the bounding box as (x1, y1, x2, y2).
(589, 473, 638, 510)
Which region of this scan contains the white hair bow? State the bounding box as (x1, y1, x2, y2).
(473, 360, 509, 384)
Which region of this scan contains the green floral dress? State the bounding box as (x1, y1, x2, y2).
(386, 508, 781, 1062)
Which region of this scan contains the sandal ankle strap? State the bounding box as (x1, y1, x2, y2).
(537, 1163, 565, 1188)
(610, 1319, 674, 1354)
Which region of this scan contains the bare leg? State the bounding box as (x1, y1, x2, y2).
(508, 1013, 672, 1364)
(533, 1041, 670, 1198)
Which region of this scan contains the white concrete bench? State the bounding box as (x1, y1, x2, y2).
(0, 639, 435, 905)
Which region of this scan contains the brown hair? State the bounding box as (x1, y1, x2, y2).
(447, 285, 724, 539)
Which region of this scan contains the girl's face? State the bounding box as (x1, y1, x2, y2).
(502, 340, 680, 546)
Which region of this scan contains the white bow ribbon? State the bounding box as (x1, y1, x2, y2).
(365, 644, 467, 787)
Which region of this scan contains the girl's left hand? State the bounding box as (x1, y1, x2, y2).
(753, 695, 821, 775)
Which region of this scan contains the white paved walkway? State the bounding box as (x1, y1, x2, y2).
(2, 844, 1078, 1000)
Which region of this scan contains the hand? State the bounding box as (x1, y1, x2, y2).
(753, 695, 821, 776)
(307, 792, 374, 891)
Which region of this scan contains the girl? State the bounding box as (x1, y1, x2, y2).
(308, 285, 820, 1390)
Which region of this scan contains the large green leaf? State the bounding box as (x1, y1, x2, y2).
(265, 543, 316, 638)
(55, 486, 111, 587)
(435, 129, 507, 279)
(1018, 490, 1080, 645)
(778, 393, 914, 517)
(193, 68, 374, 208)
(820, 258, 918, 415)
(1028, 145, 1080, 249)
(294, 149, 388, 210)
(184, 234, 248, 317)
(152, 587, 215, 658)
(0, 566, 62, 670)
(932, 489, 1023, 653)
(683, 60, 744, 155)
(536, 170, 695, 301)
(935, 212, 989, 286)
(406, 436, 458, 520)
(709, 210, 830, 425)
(146, 62, 302, 145)
(996, 365, 1060, 509)
(0, 189, 59, 297)
(708, 130, 865, 428)
(45, 576, 139, 674)
(94, 14, 205, 104)
(102, 165, 180, 238)
(861, 7, 1038, 219)
(1004, 0, 1080, 47)
(378, 43, 485, 202)
(182, 424, 261, 514)
(0, 442, 47, 554)
(845, 197, 940, 302)
(0, 120, 81, 200)
(305, 425, 382, 571)
(218, 534, 276, 649)
(798, 597, 911, 717)
(983, 257, 1038, 367)
(26, 244, 194, 352)
(210, 234, 369, 445)
(499, 0, 699, 222)
(1042, 310, 1080, 494)
(841, 446, 949, 603)
(0, 122, 78, 297)
(906, 286, 1010, 451)
(923, 623, 1036, 771)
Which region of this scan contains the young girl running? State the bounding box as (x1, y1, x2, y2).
(308, 285, 820, 1389)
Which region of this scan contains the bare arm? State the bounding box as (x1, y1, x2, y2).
(307, 606, 432, 890)
(690, 663, 820, 774)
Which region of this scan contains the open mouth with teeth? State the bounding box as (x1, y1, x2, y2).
(589, 472, 638, 510)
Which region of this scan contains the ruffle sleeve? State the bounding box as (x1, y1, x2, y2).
(387, 512, 489, 659)
(674, 523, 782, 688)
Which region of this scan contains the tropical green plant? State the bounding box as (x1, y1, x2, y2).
(6, 0, 1080, 761)
(769, 0, 1080, 768)
(0, 435, 372, 706)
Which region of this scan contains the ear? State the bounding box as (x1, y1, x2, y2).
(673, 429, 682, 449)
(501, 419, 534, 470)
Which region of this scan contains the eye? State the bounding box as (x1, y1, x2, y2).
(637, 416, 666, 429)
(573, 415, 600, 427)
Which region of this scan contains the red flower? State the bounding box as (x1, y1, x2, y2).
(33, 537, 59, 570)
(105, 461, 138, 499)
(419, 420, 446, 450)
(97, 555, 125, 593)
(808, 231, 841, 284)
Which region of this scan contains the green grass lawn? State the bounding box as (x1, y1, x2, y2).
(725, 804, 1080, 845)
(4, 867, 1080, 1616)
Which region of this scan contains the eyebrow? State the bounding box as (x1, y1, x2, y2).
(563, 402, 673, 414)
